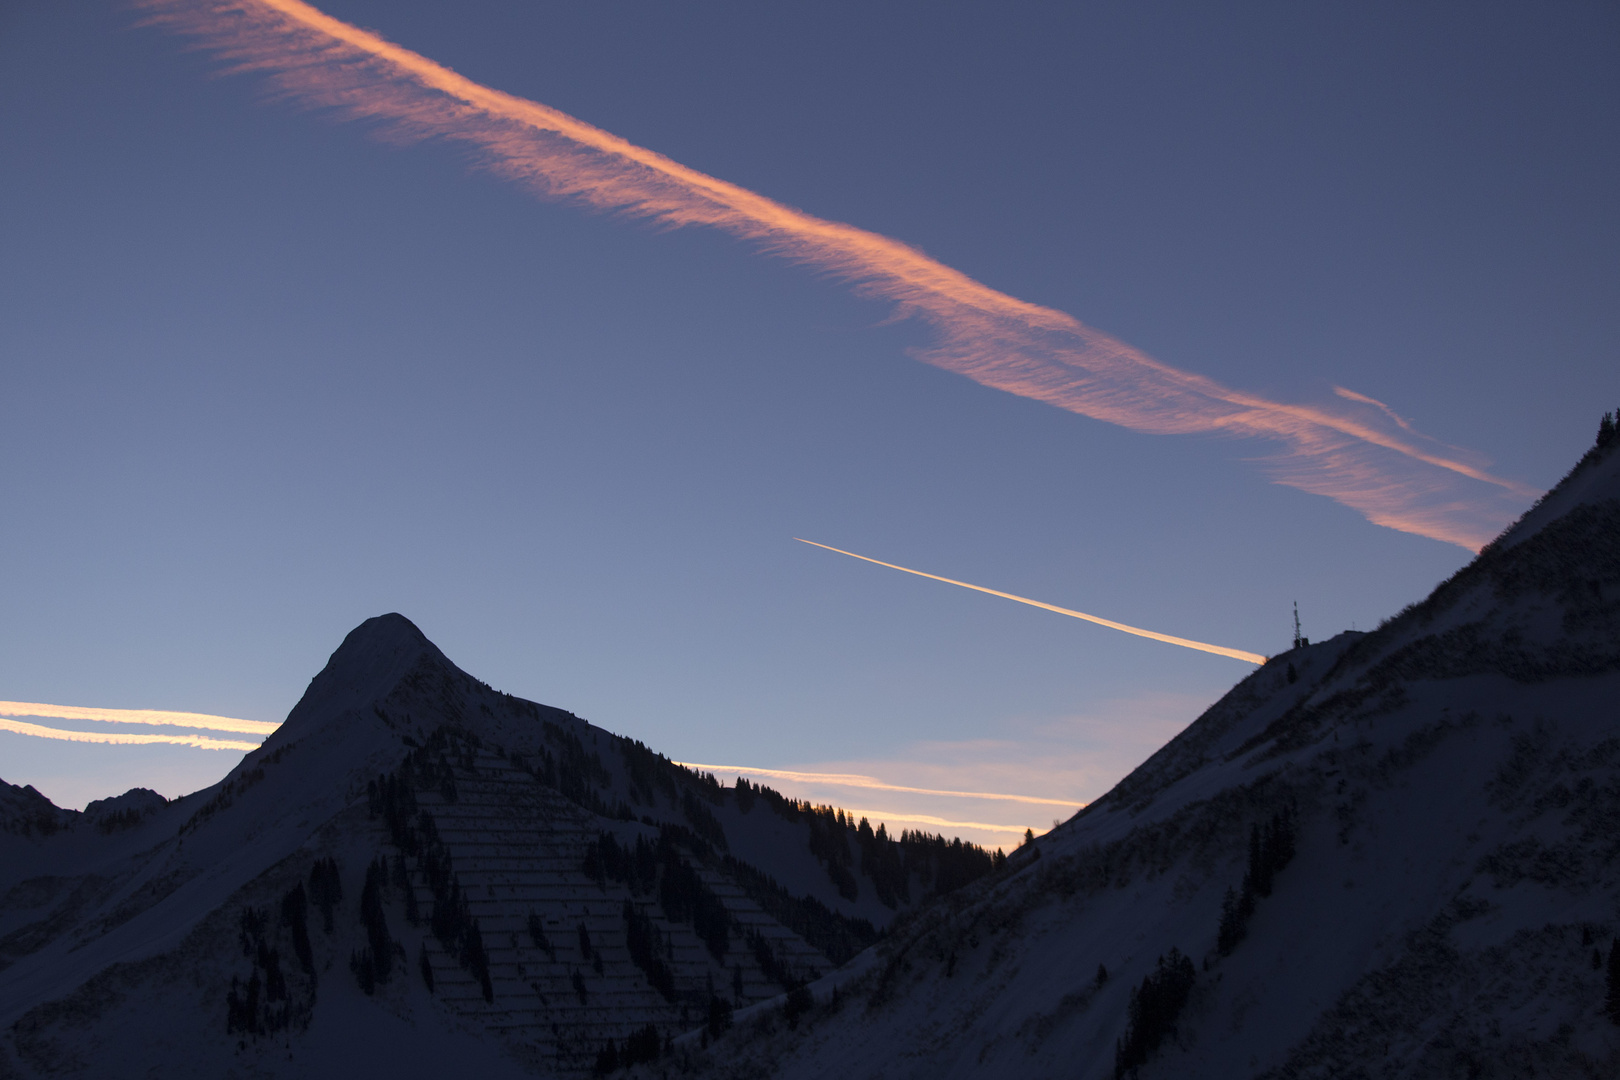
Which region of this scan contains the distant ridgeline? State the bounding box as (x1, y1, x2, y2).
(14, 415, 1616, 1080)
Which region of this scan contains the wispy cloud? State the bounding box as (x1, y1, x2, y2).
(675, 762, 1083, 808)
(1334, 386, 1417, 433)
(0, 701, 279, 735)
(0, 717, 261, 752)
(715, 692, 1213, 846)
(795, 538, 1267, 663)
(139, 0, 1535, 550)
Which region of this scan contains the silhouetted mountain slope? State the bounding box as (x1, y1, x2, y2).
(697, 429, 1620, 1079)
(0, 618, 996, 1077)
(6, 425, 1617, 1079)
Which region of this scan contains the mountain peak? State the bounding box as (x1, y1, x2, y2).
(274, 612, 453, 740)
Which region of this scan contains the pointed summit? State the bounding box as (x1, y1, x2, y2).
(273, 613, 452, 741)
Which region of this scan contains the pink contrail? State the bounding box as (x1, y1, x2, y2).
(797, 538, 1268, 663)
(139, 0, 1536, 550)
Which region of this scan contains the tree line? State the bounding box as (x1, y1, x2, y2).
(730, 777, 1002, 908)
(592, 1021, 665, 1076)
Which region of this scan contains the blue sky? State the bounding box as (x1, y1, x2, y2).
(2, 1, 1615, 839)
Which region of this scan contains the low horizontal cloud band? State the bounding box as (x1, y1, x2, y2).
(678, 761, 1082, 808)
(0, 716, 262, 752)
(0, 701, 279, 736)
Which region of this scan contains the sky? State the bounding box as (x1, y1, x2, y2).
(1, 0, 1615, 842)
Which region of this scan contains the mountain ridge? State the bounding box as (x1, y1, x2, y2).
(0, 607, 1002, 1076)
(3, 428, 1616, 1078)
(694, 427, 1620, 1079)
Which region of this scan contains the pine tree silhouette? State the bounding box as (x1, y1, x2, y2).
(1606, 938, 1620, 1026)
(1596, 410, 1616, 449)
(1113, 948, 1196, 1077)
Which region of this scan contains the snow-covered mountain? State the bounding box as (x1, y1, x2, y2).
(4, 425, 1617, 1079)
(0, 618, 997, 1077)
(697, 427, 1620, 1078)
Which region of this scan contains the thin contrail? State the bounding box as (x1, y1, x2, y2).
(0, 717, 262, 752)
(0, 701, 279, 736)
(675, 761, 1083, 808)
(797, 538, 1267, 664)
(138, 0, 1537, 550)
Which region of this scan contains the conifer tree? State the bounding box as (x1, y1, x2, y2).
(1217, 887, 1247, 955)
(279, 883, 314, 977)
(528, 910, 552, 956)
(1114, 948, 1195, 1077)
(783, 983, 813, 1030)
(463, 919, 493, 1002)
(308, 858, 342, 933)
(592, 1038, 618, 1076)
(624, 1022, 662, 1064)
(1607, 938, 1620, 1026)
(708, 993, 734, 1037)
(577, 921, 593, 961)
(359, 858, 394, 983)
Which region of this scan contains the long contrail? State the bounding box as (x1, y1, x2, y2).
(0, 717, 262, 752)
(675, 761, 1083, 808)
(797, 538, 1267, 664)
(0, 701, 279, 736)
(138, 0, 1535, 550)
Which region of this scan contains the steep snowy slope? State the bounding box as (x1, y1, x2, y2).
(0, 618, 996, 1077)
(700, 435, 1620, 1079)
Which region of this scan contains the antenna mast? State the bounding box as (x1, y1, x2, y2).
(1293, 601, 1303, 650)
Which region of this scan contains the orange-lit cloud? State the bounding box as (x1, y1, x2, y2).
(140, 0, 1536, 550)
(0, 701, 278, 735)
(796, 538, 1268, 663)
(1334, 386, 1417, 433)
(0, 716, 261, 752)
(675, 761, 1083, 808)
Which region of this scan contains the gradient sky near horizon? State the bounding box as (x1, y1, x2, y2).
(2, 1, 1615, 840)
